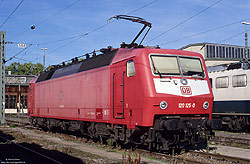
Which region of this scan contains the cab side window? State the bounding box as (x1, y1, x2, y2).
(127, 59, 135, 77)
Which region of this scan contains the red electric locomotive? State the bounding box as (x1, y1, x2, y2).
(28, 16, 221, 151)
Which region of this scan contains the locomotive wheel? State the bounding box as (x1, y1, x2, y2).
(99, 136, 108, 145)
(228, 118, 241, 131)
(29, 117, 36, 126)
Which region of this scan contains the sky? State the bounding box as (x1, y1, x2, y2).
(1, 0, 250, 67)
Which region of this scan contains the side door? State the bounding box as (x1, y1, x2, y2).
(112, 62, 126, 119)
(112, 59, 136, 119)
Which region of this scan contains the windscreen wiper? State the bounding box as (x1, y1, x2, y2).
(151, 58, 162, 78)
(155, 68, 162, 78)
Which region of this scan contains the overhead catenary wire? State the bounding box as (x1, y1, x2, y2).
(34, 0, 160, 61)
(217, 28, 250, 44)
(36, 0, 81, 26)
(5, 44, 32, 63)
(145, 0, 223, 44)
(35, 19, 117, 59)
(6, 1, 249, 64)
(126, 0, 159, 15)
(4, 41, 32, 45)
(18, 46, 30, 61)
(13, 56, 31, 62)
(12, 16, 250, 49)
(9, 0, 82, 39)
(38, 35, 83, 45)
(38, 0, 160, 46)
(0, 0, 24, 29)
(0, 0, 4, 8)
(36, 21, 115, 58)
(160, 17, 250, 46)
(5, 0, 82, 63)
(6, 0, 248, 66)
(38, 20, 116, 45)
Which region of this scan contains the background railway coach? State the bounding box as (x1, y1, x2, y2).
(28, 45, 221, 151)
(208, 62, 250, 131)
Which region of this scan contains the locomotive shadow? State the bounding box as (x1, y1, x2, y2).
(0, 130, 84, 164)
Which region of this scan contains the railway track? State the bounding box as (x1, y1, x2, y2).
(134, 149, 204, 164)
(134, 149, 250, 164)
(212, 131, 250, 149)
(4, 115, 250, 164)
(6, 118, 29, 124)
(212, 136, 250, 148)
(188, 150, 250, 164)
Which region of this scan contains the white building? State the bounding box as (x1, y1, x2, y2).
(180, 43, 250, 67)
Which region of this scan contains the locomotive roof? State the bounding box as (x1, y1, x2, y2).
(35, 47, 203, 83)
(36, 50, 117, 83)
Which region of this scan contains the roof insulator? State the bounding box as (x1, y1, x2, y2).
(86, 53, 90, 59)
(155, 45, 160, 49)
(75, 57, 78, 62)
(92, 50, 96, 57)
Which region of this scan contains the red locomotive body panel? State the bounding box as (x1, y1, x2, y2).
(30, 66, 111, 122)
(29, 48, 213, 128)
(28, 47, 221, 151)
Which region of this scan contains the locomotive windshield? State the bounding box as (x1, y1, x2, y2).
(151, 56, 180, 75)
(150, 55, 204, 77)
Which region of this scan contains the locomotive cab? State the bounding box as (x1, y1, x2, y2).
(145, 52, 221, 150)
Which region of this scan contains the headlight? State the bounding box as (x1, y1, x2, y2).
(203, 101, 209, 110)
(160, 101, 168, 110)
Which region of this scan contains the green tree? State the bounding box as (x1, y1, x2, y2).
(6, 62, 43, 75)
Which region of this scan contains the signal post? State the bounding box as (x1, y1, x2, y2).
(0, 31, 6, 124)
